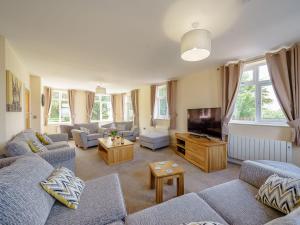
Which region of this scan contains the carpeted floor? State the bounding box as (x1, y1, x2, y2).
(74, 141, 240, 214)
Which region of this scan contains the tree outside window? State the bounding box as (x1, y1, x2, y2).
(123, 94, 133, 121)
(48, 90, 71, 124)
(154, 85, 169, 120)
(232, 61, 285, 123)
(91, 94, 113, 122)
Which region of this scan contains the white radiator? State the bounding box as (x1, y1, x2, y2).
(228, 134, 293, 163)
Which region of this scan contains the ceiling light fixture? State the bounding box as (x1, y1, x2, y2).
(95, 85, 106, 94)
(181, 23, 211, 62)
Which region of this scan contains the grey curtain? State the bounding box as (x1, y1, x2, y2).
(68, 89, 76, 124)
(43, 87, 52, 126)
(221, 62, 244, 140)
(167, 80, 177, 129)
(131, 89, 139, 127)
(266, 43, 300, 145)
(86, 91, 95, 123)
(150, 85, 157, 127)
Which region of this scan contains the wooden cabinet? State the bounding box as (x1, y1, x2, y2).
(174, 133, 227, 172)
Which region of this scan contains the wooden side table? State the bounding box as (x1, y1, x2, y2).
(149, 161, 184, 203)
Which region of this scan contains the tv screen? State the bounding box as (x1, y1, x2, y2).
(187, 108, 222, 139)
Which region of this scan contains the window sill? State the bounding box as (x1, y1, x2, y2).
(47, 123, 72, 126)
(229, 120, 289, 127)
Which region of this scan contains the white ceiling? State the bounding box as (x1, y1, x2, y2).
(0, 0, 299, 92)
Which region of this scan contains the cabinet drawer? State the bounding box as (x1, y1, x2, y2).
(185, 151, 208, 170)
(186, 142, 207, 155)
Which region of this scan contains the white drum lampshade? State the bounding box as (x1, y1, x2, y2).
(95, 85, 106, 94)
(181, 29, 211, 62)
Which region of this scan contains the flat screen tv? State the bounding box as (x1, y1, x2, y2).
(187, 108, 222, 139)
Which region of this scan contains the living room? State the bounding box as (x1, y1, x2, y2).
(0, 1, 300, 225)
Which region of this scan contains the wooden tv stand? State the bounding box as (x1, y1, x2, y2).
(174, 133, 227, 172)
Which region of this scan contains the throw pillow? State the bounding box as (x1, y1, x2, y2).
(80, 127, 90, 135)
(256, 174, 300, 214)
(27, 139, 48, 153)
(40, 167, 85, 209)
(36, 132, 53, 145)
(181, 222, 223, 225)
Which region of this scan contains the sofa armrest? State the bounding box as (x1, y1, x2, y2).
(47, 133, 68, 142)
(38, 147, 76, 171)
(132, 127, 139, 137)
(0, 156, 20, 169)
(71, 129, 88, 148)
(239, 160, 300, 188)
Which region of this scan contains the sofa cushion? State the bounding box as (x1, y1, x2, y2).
(87, 133, 102, 141)
(140, 132, 169, 143)
(0, 155, 55, 225)
(265, 207, 300, 225)
(256, 174, 300, 214)
(46, 141, 69, 150)
(198, 179, 283, 225)
(46, 174, 127, 225)
(5, 139, 32, 156)
(125, 193, 229, 225)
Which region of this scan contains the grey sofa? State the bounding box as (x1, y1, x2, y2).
(71, 122, 102, 149)
(0, 155, 127, 225)
(126, 160, 300, 225)
(4, 129, 75, 171)
(102, 122, 139, 142)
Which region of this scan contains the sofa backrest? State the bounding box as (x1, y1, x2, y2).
(239, 160, 300, 189)
(102, 122, 133, 131)
(74, 122, 99, 134)
(0, 155, 55, 225)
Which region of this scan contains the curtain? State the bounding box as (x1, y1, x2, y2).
(131, 89, 139, 127)
(68, 89, 76, 124)
(221, 62, 244, 140)
(85, 91, 95, 123)
(167, 80, 177, 129)
(112, 94, 124, 122)
(266, 43, 300, 145)
(43, 87, 52, 126)
(150, 85, 156, 126)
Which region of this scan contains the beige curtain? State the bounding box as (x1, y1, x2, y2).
(150, 85, 156, 126)
(43, 87, 52, 126)
(112, 94, 124, 122)
(68, 89, 76, 124)
(266, 43, 300, 145)
(86, 91, 95, 123)
(131, 89, 139, 127)
(167, 80, 177, 129)
(221, 62, 244, 140)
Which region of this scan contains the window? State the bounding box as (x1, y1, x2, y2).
(91, 94, 113, 122)
(123, 94, 133, 121)
(48, 90, 71, 124)
(232, 60, 285, 123)
(154, 85, 169, 120)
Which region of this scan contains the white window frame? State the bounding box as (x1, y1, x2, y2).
(91, 94, 113, 122)
(123, 93, 133, 122)
(48, 90, 71, 125)
(154, 84, 169, 120)
(231, 60, 286, 125)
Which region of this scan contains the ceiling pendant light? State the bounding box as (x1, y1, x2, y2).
(181, 23, 211, 62)
(95, 85, 106, 94)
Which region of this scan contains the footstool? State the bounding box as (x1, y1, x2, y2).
(140, 131, 170, 150)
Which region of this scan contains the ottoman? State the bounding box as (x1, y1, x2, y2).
(140, 131, 170, 150)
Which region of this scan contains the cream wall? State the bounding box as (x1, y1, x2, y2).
(0, 37, 29, 153)
(30, 75, 42, 132)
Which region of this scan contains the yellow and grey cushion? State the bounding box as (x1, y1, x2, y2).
(27, 139, 48, 153)
(256, 174, 300, 214)
(36, 132, 53, 145)
(182, 222, 223, 225)
(41, 167, 85, 209)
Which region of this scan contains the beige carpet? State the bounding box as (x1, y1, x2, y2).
(74, 142, 240, 214)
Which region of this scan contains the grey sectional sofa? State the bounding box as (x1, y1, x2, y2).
(102, 122, 139, 142)
(0, 155, 127, 225)
(4, 129, 75, 171)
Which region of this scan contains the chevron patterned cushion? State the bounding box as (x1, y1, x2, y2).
(182, 222, 223, 225)
(41, 167, 85, 209)
(256, 174, 300, 214)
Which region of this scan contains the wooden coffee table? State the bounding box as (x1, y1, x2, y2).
(98, 138, 134, 165)
(149, 160, 184, 203)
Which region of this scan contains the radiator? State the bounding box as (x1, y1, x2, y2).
(228, 134, 293, 163)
